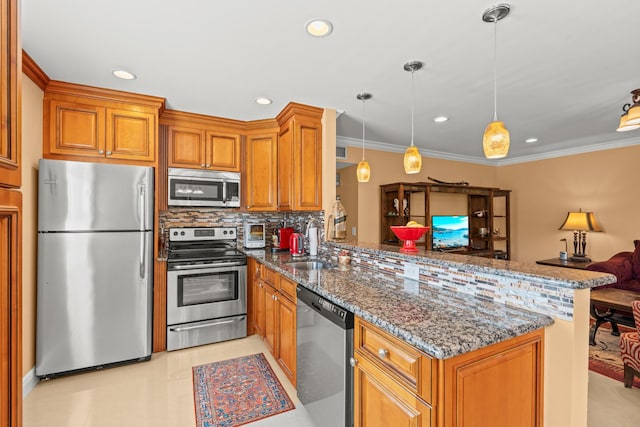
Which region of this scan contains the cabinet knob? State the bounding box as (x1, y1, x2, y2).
(349, 357, 358, 367)
(206, 164, 211, 168)
(201, 164, 206, 168)
(106, 151, 112, 155)
(98, 150, 104, 154)
(378, 348, 389, 359)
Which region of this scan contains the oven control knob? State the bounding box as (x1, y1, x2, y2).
(223, 230, 228, 235)
(173, 231, 178, 236)
(180, 231, 185, 236)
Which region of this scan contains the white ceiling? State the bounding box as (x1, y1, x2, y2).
(21, 0, 640, 164)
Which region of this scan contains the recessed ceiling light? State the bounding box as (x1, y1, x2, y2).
(112, 69, 136, 80)
(525, 138, 538, 143)
(434, 116, 449, 123)
(254, 97, 272, 105)
(305, 19, 333, 37)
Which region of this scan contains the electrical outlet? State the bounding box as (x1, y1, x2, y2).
(403, 264, 420, 281)
(351, 226, 357, 236)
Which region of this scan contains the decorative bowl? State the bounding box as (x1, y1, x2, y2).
(390, 226, 430, 253)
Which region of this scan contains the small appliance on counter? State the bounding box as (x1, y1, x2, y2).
(290, 233, 305, 256)
(272, 225, 294, 252)
(243, 222, 266, 248)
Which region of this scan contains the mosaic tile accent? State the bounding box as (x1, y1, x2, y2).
(323, 241, 616, 321)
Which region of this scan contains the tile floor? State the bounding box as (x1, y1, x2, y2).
(23, 334, 640, 427)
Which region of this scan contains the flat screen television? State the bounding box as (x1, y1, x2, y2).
(431, 215, 469, 249)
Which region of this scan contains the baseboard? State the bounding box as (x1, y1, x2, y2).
(23, 366, 39, 397)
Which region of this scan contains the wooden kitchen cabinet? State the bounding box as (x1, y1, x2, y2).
(44, 81, 164, 164)
(353, 317, 543, 427)
(0, 188, 22, 427)
(0, 0, 20, 188)
(162, 110, 242, 172)
(244, 124, 278, 211)
(250, 261, 297, 386)
(276, 103, 323, 211)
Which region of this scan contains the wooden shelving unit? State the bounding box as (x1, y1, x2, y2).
(380, 182, 511, 259)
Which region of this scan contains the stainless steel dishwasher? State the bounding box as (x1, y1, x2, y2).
(296, 285, 354, 427)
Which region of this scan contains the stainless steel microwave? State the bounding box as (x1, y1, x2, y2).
(168, 168, 240, 207)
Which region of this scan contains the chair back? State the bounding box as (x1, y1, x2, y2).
(633, 300, 640, 334)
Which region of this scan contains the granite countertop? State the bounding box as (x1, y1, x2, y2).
(245, 250, 555, 360)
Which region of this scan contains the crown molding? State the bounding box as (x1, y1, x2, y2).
(22, 50, 50, 90)
(337, 135, 640, 166)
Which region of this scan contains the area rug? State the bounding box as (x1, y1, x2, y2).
(589, 322, 640, 388)
(192, 353, 295, 427)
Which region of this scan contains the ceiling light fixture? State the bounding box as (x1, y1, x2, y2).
(525, 137, 538, 143)
(403, 61, 423, 174)
(482, 3, 511, 159)
(254, 97, 272, 105)
(616, 89, 640, 132)
(305, 19, 333, 37)
(356, 92, 372, 183)
(112, 69, 136, 80)
(434, 116, 449, 123)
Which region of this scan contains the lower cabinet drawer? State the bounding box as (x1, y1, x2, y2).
(353, 350, 433, 427)
(355, 317, 434, 403)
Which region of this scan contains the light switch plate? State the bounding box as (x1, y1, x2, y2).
(403, 264, 420, 280)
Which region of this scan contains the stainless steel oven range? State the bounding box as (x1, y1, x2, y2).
(166, 227, 247, 351)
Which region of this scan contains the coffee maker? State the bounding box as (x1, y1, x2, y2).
(272, 225, 294, 252)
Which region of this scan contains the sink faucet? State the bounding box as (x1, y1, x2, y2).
(306, 219, 320, 256)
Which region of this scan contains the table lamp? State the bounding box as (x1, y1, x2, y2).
(558, 209, 603, 262)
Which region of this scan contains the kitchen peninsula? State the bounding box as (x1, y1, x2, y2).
(246, 241, 616, 427)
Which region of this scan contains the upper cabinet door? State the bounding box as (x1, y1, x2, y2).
(106, 108, 156, 162)
(293, 117, 322, 211)
(205, 130, 241, 171)
(245, 132, 278, 211)
(46, 99, 106, 158)
(167, 126, 206, 168)
(0, 0, 20, 188)
(277, 121, 293, 211)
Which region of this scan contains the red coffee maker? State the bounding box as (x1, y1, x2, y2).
(277, 227, 294, 250)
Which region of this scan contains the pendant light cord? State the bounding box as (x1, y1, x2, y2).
(411, 69, 415, 146)
(361, 94, 366, 160)
(493, 18, 499, 122)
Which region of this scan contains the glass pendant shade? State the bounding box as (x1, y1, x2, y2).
(356, 160, 371, 182)
(617, 113, 640, 132)
(482, 121, 510, 159)
(403, 145, 422, 174)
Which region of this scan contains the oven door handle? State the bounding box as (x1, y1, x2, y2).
(169, 262, 245, 270)
(169, 316, 245, 332)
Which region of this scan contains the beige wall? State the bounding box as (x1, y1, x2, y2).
(21, 76, 43, 374)
(340, 146, 498, 244)
(498, 145, 640, 263)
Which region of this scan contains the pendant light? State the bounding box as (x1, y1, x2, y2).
(617, 89, 640, 131)
(356, 92, 372, 182)
(482, 4, 511, 159)
(403, 61, 423, 174)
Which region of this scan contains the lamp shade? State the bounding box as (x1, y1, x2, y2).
(617, 112, 640, 132)
(558, 211, 603, 232)
(626, 104, 640, 126)
(356, 160, 370, 182)
(483, 121, 510, 159)
(403, 145, 422, 174)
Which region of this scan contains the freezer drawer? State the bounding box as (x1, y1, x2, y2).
(36, 231, 153, 377)
(167, 315, 247, 351)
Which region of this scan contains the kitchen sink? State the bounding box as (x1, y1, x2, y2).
(286, 260, 335, 270)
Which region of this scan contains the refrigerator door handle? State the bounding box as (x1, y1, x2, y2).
(42, 179, 57, 184)
(138, 184, 146, 231)
(140, 232, 146, 279)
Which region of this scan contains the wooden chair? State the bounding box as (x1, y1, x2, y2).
(619, 300, 640, 387)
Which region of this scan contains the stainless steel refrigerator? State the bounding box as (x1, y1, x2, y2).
(36, 159, 154, 378)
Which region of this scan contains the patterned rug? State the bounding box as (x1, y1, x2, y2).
(192, 353, 295, 427)
(589, 322, 640, 388)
